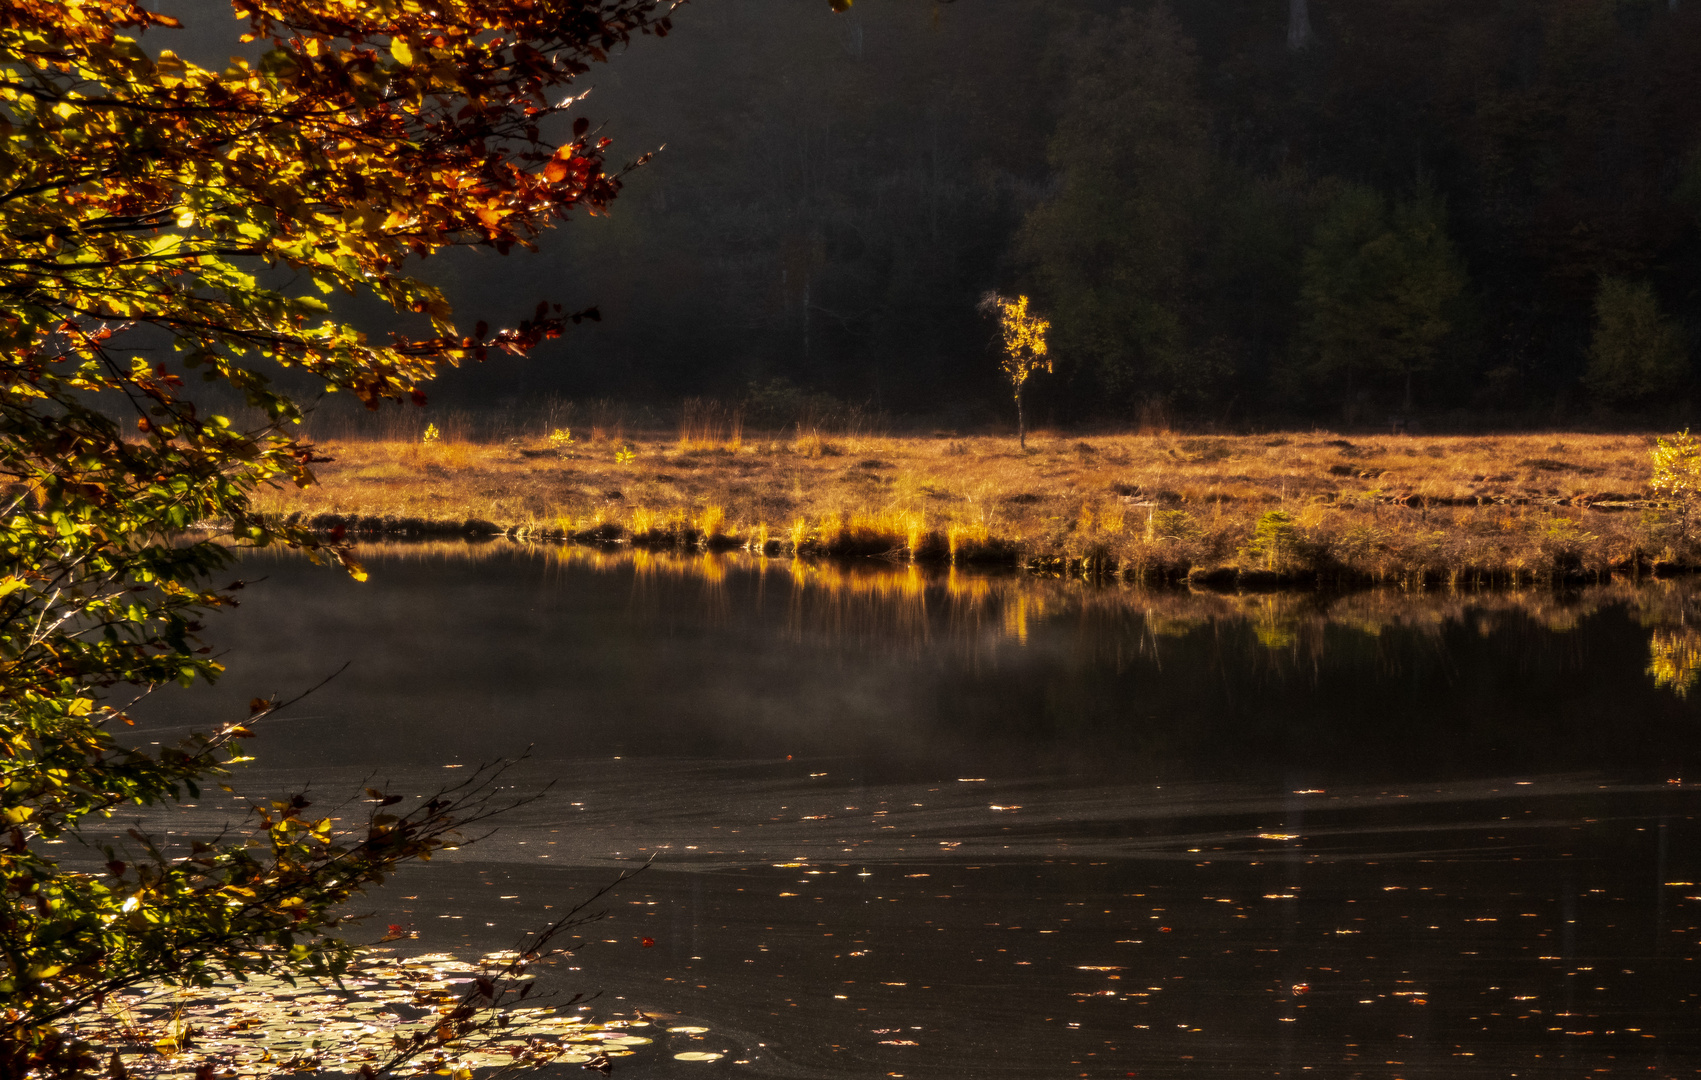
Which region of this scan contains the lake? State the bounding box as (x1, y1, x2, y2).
(132, 543, 1701, 1078)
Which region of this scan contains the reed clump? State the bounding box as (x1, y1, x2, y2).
(251, 428, 1699, 587)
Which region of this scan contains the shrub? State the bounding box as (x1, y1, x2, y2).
(1148, 509, 1199, 541)
(1650, 430, 1701, 506)
(1242, 510, 1301, 570)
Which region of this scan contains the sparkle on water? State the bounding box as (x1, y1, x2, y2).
(68, 948, 724, 1078)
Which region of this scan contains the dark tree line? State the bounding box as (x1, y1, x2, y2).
(426, 0, 1701, 427)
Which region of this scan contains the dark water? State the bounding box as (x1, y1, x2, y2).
(136, 544, 1701, 1078)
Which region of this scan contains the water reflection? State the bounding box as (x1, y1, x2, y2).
(331, 539, 1701, 698)
(143, 540, 1701, 1078)
(1647, 627, 1701, 697)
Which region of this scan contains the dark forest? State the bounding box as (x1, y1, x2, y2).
(403, 0, 1701, 429)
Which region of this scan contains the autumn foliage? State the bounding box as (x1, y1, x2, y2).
(981, 293, 1051, 449)
(0, 0, 668, 1070)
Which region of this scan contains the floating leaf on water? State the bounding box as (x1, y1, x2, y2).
(668, 1026, 711, 1034)
(69, 946, 704, 1079)
(673, 1051, 725, 1062)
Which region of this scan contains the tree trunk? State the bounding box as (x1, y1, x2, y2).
(1016, 389, 1026, 450)
(1288, 0, 1314, 51)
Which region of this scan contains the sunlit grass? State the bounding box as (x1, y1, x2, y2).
(676, 398, 742, 453)
(248, 429, 1684, 584)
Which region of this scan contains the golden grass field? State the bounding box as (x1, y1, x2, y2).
(251, 428, 1692, 587)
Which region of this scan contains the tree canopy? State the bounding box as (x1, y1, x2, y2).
(460, 0, 1701, 425)
(0, 0, 667, 1069)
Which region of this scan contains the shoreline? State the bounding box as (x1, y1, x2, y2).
(249, 430, 1695, 590)
(250, 510, 1687, 591)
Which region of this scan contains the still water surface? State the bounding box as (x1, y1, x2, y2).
(143, 544, 1701, 1078)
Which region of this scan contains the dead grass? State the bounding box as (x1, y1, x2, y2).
(251, 429, 1694, 587)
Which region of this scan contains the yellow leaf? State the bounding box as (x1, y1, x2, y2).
(0, 576, 26, 598)
(391, 38, 414, 66)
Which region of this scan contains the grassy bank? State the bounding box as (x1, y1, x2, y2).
(250, 429, 1694, 587)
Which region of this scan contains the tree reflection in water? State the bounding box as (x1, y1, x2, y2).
(322, 539, 1701, 700)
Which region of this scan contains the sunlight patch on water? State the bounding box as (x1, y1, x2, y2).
(67, 948, 716, 1079)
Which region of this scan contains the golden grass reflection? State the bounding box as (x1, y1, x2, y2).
(309, 541, 1701, 690)
(1648, 627, 1701, 698)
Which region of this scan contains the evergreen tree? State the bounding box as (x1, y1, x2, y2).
(1016, 4, 1229, 412)
(1290, 184, 1467, 414)
(1585, 277, 1690, 406)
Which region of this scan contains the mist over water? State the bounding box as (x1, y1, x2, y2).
(134, 545, 1701, 1077)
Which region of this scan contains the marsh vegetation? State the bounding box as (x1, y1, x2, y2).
(255, 426, 1693, 587)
